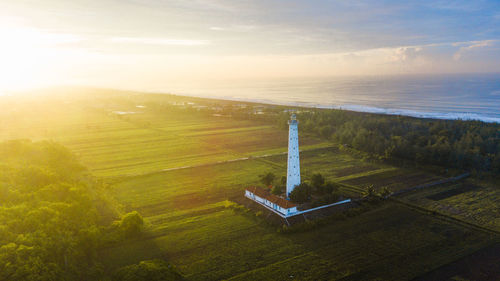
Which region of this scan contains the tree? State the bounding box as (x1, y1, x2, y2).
(113, 259, 184, 281)
(280, 175, 287, 185)
(278, 107, 500, 173)
(259, 172, 275, 187)
(311, 192, 340, 208)
(320, 125, 333, 139)
(323, 181, 340, 194)
(364, 184, 376, 198)
(271, 185, 283, 195)
(311, 173, 325, 190)
(119, 211, 144, 238)
(0, 140, 120, 280)
(289, 182, 312, 203)
(379, 186, 392, 198)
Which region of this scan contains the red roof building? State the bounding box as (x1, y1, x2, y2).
(245, 187, 298, 216)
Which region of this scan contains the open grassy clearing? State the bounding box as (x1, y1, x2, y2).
(107, 145, 492, 280)
(111, 147, 401, 221)
(265, 148, 393, 180)
(264, 148, 445, 196)
(399, 180, 500, 232)
(340, 168, 443, 193)
(414, 242, 500, 281)
(229, 204, 490, 281)
(100, 197, 490, 280)
(113, 159, 284, 216)
(0, 93, 326, 177)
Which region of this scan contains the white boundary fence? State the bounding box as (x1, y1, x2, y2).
(246, 194, 351, 218)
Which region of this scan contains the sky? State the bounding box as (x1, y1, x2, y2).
(0, 0, 499, 92)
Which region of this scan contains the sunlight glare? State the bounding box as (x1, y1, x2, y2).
(0, 26, 81, 92)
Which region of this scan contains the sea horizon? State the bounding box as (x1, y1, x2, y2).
(6, 73, 499, 123)
(158, 73, 500, 123)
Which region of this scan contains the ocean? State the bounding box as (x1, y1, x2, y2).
(164, 73, 500, 123)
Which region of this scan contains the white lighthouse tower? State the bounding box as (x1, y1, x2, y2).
(286, 113, 301, 198)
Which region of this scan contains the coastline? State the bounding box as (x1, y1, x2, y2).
(169, 91, 500, 124)
(9, 85, 500, 124)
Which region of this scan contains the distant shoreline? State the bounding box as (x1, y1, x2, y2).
(9, 85, 500, 124)
(170, 91, 500, 124)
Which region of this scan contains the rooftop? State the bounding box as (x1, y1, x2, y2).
(246, 186, 297, 209)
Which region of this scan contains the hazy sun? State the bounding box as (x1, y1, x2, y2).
(0, 26, 81, 92)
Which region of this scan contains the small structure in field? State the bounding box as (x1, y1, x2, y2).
(245, 186, 298, 216)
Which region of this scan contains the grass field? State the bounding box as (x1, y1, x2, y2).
(0, 91, 325, 177)
(104, 145, 492, 280)
(399, 180, 500, 232)
(100, 197, 490, 280)
(340, 168, 443, 193)
(2, 89, 498, 280)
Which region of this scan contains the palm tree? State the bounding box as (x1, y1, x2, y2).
(380, 186, 392, 198)
(364, 184, 376, 198)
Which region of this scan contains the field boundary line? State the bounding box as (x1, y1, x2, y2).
(389, 197, 500, 236)
(107, 145, 337, 181)
(391, 172, 470, 196)
(334, 167, 397, 182)
(223, 252, 314, 280)
(335, 182, 366, 194)
(411, 238, 500, 281)
(335, 175, 499, 236)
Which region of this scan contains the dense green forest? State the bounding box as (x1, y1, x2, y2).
(276, 110, 500, 174)
(0, 140, 181, 281)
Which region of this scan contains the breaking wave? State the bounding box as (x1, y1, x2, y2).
(324, 104, 500, 123)
(163, 73, 500, 124)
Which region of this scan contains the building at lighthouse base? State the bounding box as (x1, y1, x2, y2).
(245, 186, 298, 216)
(244, 186, 352, 218)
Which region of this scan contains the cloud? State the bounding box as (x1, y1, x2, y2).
(110, 37, 210, 46)
(209, 25, 257, 32)
(453, 40, 495, 60)
(390, 46, 423, 62)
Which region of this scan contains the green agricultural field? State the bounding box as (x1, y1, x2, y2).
(399, 180, 500, 232)
(113, 159, 283, 216)
(100, 198, 490, 280)
(103, 140, 492, 280)
(339, 168, 443, 193)
(0, 91, 326, 178)
(1, 89, 498, 280)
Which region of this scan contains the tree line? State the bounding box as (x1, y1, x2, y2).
(259, 172, 343, 206)
(0, 140, 182, 281)
(277, 110, 500, 174)
(170, 97, 500, 174)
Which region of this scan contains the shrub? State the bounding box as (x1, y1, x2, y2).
(118, 211, 144, 238)
(113, 259, 183, 281)
(271, 185, 283, 195)
(311, 173, 325, 190)
(289, 182, 312, 203)
(259, 172, 276, 186)
(323, 181, 341, 193)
